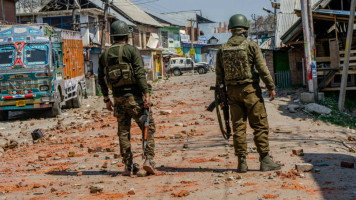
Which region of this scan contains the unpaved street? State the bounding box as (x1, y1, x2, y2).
(0, 72, 356, 200)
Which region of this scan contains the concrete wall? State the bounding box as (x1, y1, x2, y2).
(264, 50, 275, 82)
(132, 25, 159, 49)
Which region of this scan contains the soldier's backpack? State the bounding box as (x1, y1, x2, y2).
(103, 44, 137, 90)
(221, 39, 252, 82)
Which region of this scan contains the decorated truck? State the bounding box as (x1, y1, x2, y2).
(0, 24, 85, 120)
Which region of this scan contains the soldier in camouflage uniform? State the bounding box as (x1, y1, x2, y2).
(98, 21, 156, 176)
(216, 14, 281, 173)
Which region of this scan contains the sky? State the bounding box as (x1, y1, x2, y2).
(137, 0, 274, 22)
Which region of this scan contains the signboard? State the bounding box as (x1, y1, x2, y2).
(190, 48, 195, 56)
(180, 34, 190, 43)
(146, 33, 159, 49)
(142, 56, 152, 69)
(198, 36, 207, 44)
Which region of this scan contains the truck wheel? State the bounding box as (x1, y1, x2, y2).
(65, 99, 73, 109)
(0, 111, 9, 121)
(72, 85, 83, 108)
(173, 69, 181, 76)
(51, 93, 62, 117)
(198, 67, 205, 74)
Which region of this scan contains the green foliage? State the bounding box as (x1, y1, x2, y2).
(318, 95, 356, 129)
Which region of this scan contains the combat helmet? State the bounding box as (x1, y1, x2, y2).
(111, 20, 130, 36)
(228, 14, 250, 30)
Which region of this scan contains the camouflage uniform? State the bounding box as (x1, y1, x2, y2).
(216, 30, 275, 157)
(98, 42, 155, 165)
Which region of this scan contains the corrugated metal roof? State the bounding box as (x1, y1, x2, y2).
(308, 9, 356, 16)
(138, 6, 185, 27)
(275, 13, 299, 48)
(161, 11, 201, 27)
(260, 37, 276, 50)
(205, 33, 231, 45)
(91, 0, 134, 26)
(111, 0, 162, 27)
(275, 0, 330, 48)
(280, 0, 322, 13)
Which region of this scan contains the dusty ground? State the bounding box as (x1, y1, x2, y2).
(0, 72, 356, 200)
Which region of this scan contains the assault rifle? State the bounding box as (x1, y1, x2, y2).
(207, 83, 232, 140)
(141, 108, 150, 159)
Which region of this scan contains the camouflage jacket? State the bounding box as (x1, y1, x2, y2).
(98, 42, 149, 97)
(216, 33, 275, 90)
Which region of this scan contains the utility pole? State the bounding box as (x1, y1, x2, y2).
(307, 0, 318, 102)
(71, 0, 80, 31)
(188, 19, 195, 75)
(251, 14, 258, 45)
(338, 0, 356, 111)
(101, 0, 109, 53)
(300, 0, 315, 98)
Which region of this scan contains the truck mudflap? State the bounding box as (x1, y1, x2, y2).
(0, 103, 52, 111)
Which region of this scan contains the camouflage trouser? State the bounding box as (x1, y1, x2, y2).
(227, 83, 270, 156)
(113, 95, 155, 165)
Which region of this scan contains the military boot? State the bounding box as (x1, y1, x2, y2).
(260, 154, 281, 171)
(132, 163, 140, 175)
(122, 164, 132, 176)
(143, 159, 155, 175)
(237, 156, 248, 173)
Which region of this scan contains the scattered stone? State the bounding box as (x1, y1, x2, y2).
(218, 174, 224, 177)
(174, 190, 189, 197)
(174, 134, 183, 139)
(114, 153, 121, 159)
(268, 175, 274, 179)
(128, 188, 135, 195)
(334, 148, 339, 152)
(214, 178, 220, 184)
(236, 175, 242, 179)
(227, 176, 234, 181)
(54, 157, 61, 160)
(136, 171, 147, 177)
(314, 168, 321, 173)
(77, 172, 82, 176)
(160, 110, 172, 115)
(183, 144, 189, 149)
(175, 123, 184, 126)
(79, 165, 86, 170)
(68, 152, 75, 157)
(305, 103, 331, 115)
(299, 174, 305, 178)
(292, 149, 304, 156)
(93, 154, 99, 158)
(295, 163, 314, 172)
(33, 192, 44, 195)
(288, 104, 300, 111)
(89, 184, 104, 193)
(33, 184, 41, 188)
(341, 161, 355, 168)
(28, 166, 34, 171)
(105, 156, 111, 160)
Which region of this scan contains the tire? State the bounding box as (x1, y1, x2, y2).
(173, 69, 181, 76)
(65, 99, 73, 109)
(0, 111, 9, 121)
(198, 67, 205, 74)
(51, 93, 62, 117)
(72, 85, 83, 108)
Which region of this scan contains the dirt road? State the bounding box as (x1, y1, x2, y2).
(0, 72, 355, 200)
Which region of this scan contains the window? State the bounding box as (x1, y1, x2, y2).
(161, 31, 168, 48)
(171, 59, 176, 64)
(186, 59, 191, 64)
(0, 45, 15, 67)
(89, 16, 97, 35)
(24, 44, 48, 65)
(179, 59, 184, 64)
(43, 16, 80, 30)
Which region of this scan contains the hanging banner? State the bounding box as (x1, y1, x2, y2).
(142, 56, 152, 69)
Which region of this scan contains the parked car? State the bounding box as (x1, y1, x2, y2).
(168, 58, 210, 76)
